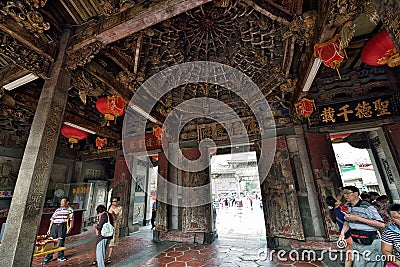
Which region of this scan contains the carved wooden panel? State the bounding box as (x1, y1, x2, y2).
(113, 157, 132, 228)
(259, 136, 305, 240)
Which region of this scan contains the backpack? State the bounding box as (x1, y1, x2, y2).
(100, 212, 114, 237)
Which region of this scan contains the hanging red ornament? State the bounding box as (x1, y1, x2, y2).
(61, 125, 89, 148)
(314, 34, 346, 78)
(295, 98, 315, 126)
(96, 95, 126, 126)
(361, 29, 400, 67)
(95, 137, 107, 149)
(153, 126, 162, 141)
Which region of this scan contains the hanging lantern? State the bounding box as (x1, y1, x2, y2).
(153, 126, 163, 141)
(61, 125, 89, 148)
(95, 137, 107, 149)
(361, 29, 400, 67)
(314, 34, 346, 78)
(295, 98, 315, 126)
(152, 155, 159, 161)
(96, 95, 126, 126)
(330, 133, 351, 143)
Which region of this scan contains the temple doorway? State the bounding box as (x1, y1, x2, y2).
(329, 131, 387, 197)
(211, 151, 266, 241)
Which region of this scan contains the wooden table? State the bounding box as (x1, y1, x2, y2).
(33, 247, 66, 266)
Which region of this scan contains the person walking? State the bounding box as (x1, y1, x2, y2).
(151, 200, 156, 230)
(381, 203, 400, 267)
(44, 197, 74, 264)
(325, 196, 353, 267)
(106, 196, 123, 264)
(95, 205, 114, 267)
(339, 186, 385, 267)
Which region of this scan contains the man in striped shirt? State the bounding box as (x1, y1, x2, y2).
(381, 204, 400, 266)
(339, 186, 385, 267)
(44, 197, 74, 264)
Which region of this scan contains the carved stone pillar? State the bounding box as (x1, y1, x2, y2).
(370, 0, 400, 51)
(286, 127, 325, 238)
(304, 132, 342, 241)
(0, 29, 71, 266)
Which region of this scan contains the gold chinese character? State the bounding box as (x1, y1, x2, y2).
(373, 99, 391, 117)
(72, 188, 77, 194)
(320, 107, 336, 123)
(355, 101, 372, 118)
(215, 124, 226, 138)
(129, 142, 136, 150)
(199, 126, 212, 140)
(146, 138, 153, 147)
(337, 104, 353, 122)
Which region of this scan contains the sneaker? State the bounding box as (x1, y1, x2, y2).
(57, 257, 67, 261)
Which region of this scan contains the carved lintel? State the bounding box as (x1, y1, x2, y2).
(370, 0, 400, 52)
(71, 70, 105, 97)
(69, 0, 212, 51)
(78, 147, 120, 161)
(0, 65, 30, 88)
(85, 61, 133, 101)
(1, 1, 50, 34)
(328, 0, 379, 49)
(25, 0, 48, 9)
(0, 32, 51, 78)
(66, 41, 103, 70)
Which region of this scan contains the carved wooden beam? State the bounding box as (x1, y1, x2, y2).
(78, 147, 120, 161)
(13, 92, 121, 140)
(0, 18, 55, 61)
(0, 30, 53, 78)
(0, 65, 30, 88)
(294, 0, 339, 100)
(63, 113, 122, 140)
(84, 61, 133, 100)
(69, 0, 212, 52)
(84, 62, 166, 123)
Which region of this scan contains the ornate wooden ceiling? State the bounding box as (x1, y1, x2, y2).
(0, 0, 388, 155)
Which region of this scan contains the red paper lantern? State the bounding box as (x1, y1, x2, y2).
(61, 125, 89, 148)
(96, 95, 126, 126)
(314, 34, 346, 78)
(361, 29, 400, 67)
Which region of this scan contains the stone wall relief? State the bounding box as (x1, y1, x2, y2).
(260, 136, 305, 240)
(313, 155, 342, 240)
(0, 159, 20, 189)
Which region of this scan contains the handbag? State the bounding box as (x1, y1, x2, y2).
(350, 229, 377, 245)
(100, 212, 114, 237)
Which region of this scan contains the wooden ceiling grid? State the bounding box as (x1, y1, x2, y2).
(0, 0, 390, 156)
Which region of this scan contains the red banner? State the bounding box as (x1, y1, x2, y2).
(125, 134, 163, 153)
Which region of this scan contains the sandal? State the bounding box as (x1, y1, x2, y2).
(92, 260, 97, 265)
(106, 257, 112, 264)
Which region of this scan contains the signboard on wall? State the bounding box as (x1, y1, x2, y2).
(309, 94, 400, 127)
